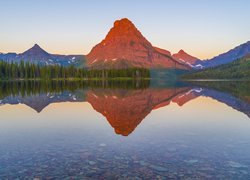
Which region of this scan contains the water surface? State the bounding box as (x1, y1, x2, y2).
(0, 81, 250, 179)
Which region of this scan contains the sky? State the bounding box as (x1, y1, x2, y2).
(0, 0, 250, 59)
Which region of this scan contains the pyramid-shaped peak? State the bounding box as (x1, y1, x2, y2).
(104, 18, 148, 40)
(31, 44, 43, 50)
(173, 49, 199, 65)
(86, 18, 190, 70)
(178, 49, 186, 54)
(29, 44, 46, 51)
(22, 44, 49, 56)
(109, 18, 138, 35)
(114, 18, 134, 27)
(33, 44, 41, 48)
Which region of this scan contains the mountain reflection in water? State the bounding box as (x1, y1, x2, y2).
(0, 80, 249, 136)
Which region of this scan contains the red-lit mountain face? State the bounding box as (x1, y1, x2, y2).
(173, 50, 200, 65)
(87, 18, 189, 70)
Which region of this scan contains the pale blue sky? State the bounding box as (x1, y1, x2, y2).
(0, 0, 249, 59)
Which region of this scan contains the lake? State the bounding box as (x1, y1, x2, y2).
(0, 80, 250, 179)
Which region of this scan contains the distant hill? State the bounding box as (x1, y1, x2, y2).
(203, 41, 250, 68)
(183, 55, 250, 79)
(0, 44, 86, 67)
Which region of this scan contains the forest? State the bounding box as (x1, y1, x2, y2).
(0, 61, 150, 80)
(182, 56, 250, 80)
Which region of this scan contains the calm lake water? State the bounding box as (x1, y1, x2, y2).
(0, 80, 250, 179)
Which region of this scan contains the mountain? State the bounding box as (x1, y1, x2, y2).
(22, 44, 50, 59)
(203, 41, 250, 68)
(0, 44, 86, 67)
(183, 54, 250, 79)
(173, 50, 203, 69)
(87, 18, 189, 70)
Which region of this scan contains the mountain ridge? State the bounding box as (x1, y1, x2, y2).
(0, 18, 249, 71)
(0, 44, 86, 67)
(203, 41, 250, 67)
